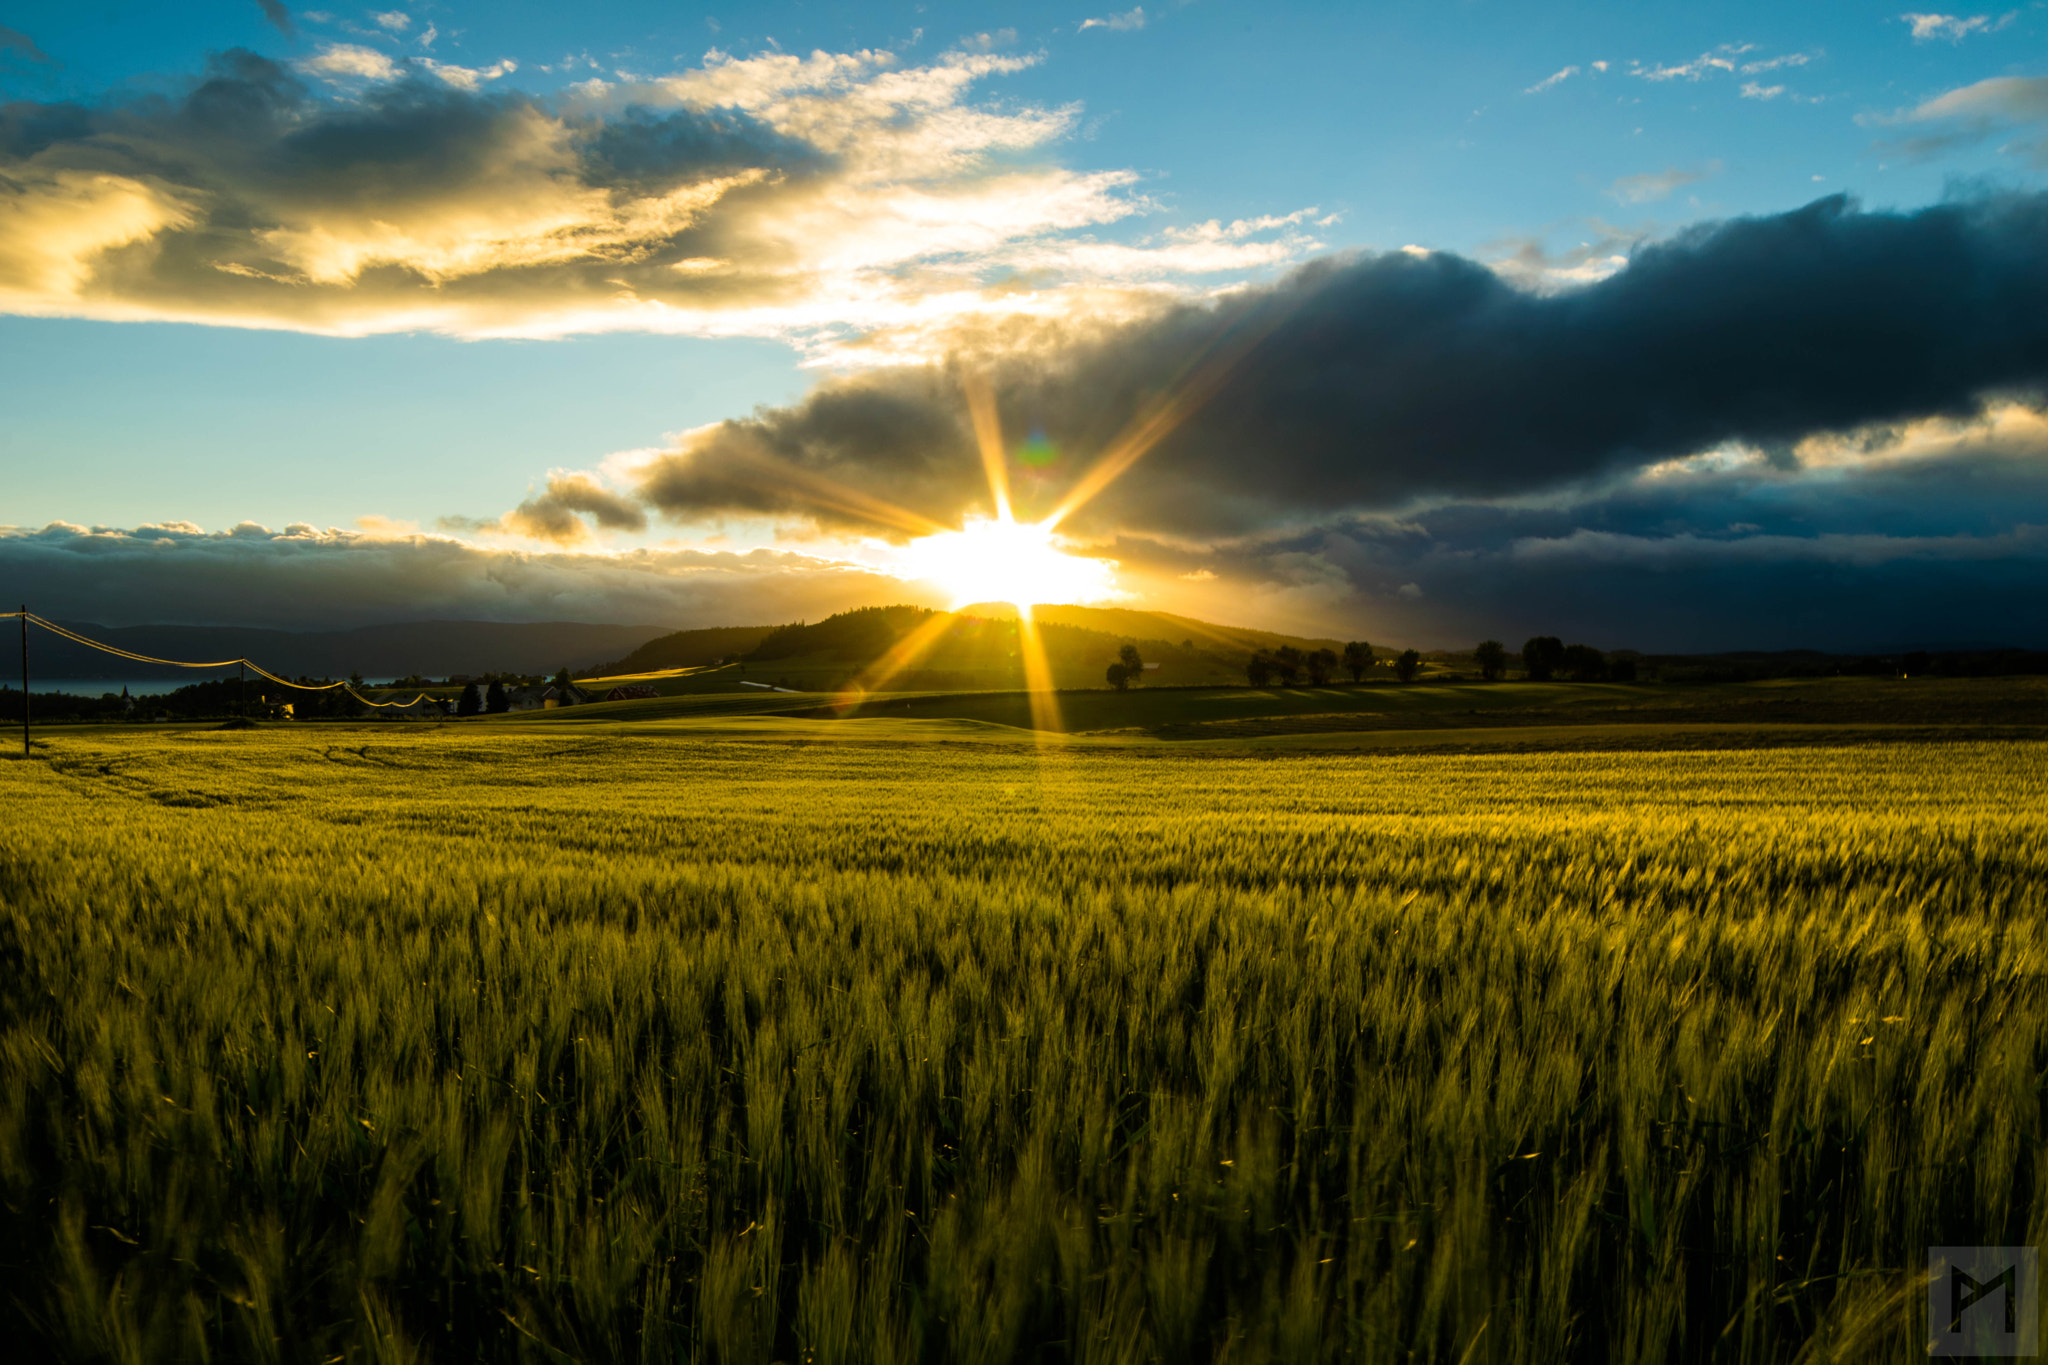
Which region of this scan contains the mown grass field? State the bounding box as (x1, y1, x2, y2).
(1, 717, 2043, 1362)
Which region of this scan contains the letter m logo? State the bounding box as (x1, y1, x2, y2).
(1954, 1263, 2018, 1334)
(1929, 1247, 2038, 1356)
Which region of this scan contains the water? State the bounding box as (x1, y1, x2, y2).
(19, 677, 237, 697)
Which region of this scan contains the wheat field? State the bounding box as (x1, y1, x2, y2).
(0, 723, 2043, 1363)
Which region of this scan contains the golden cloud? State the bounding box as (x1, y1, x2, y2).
(0, 44, 1319, 349)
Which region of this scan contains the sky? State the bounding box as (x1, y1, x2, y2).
(3, 0, 2046, 650)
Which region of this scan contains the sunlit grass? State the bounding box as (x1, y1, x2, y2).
(0, 727, 2043, 1362)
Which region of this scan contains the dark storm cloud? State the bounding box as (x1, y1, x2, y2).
(638, 192, 2048, 539)
(0, 26, 54, 65)
(1110, 410, 2048, 652)
(254, 1, 296, 40)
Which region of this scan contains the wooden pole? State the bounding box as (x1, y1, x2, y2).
(19, 605, 28, 759)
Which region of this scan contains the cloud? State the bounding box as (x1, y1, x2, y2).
(0, 43, 1290, 345)
(0, 24, 54, 64)
(1482, 223, 1645, 292)
(1101, 401, 2048, 648)
(255, 0, 296, 39)
(610, 191, 2048, 553)
(1740, 52, 1815, 74)
(370, 10, 410, 33)
(0, 521, 919, 631)
(1901, 12, 2014, 41)
(1524, 66, 1579, 95)
(298, 42, 398, 80)
(1630, 44, 1755, 82)
(1607, 162, 1719, 204)
(1078, 8, 1147, 33)
(497, 472, 651, 544)
(1874, 75, 2048, 165)
(1741, 82, 1784, 101)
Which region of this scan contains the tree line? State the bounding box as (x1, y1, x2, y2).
(1225, 637, 1638, 688)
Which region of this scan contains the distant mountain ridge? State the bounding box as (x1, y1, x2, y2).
(587, 603, 1358, 693)
(4, 620, 677, 683)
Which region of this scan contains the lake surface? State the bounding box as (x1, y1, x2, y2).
(21, 677, 238, 696)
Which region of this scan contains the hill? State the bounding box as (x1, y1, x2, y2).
(967, 602, 1349, 656)
(570, 604, 1390, 697)
(715, 604, 1270, 692)
(585, 624, 781, 676)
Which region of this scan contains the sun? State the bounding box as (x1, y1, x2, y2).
(900, 516, 1115, 609)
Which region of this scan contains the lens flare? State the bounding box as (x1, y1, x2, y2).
(1016, 431, 1060, 467)
(900, 517, 1114, 609)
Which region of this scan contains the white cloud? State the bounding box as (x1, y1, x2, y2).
(1900, 12, 2015, 42)
(1524, 66, 1579, 95)
(1630, 44, 1754, 82)
(1741, 51, 1816, 74)
(1873, 75, 2048, 164)
(1078, 7, 1146, 32)
(369, 10, 410, 32)
(419, 57, 517, 91)
(1, 42, 1310, 349)
(1904, 74, 2048, 122)
(1741, 82, 1784, 101)
(299, 43, 400, 82)
(1607, 162, 1721, 204)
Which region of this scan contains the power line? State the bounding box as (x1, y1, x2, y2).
(7, 611, 445, 711)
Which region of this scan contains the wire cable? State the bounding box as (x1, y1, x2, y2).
(20, 615, 445, 709)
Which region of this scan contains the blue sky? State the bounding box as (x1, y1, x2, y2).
(3, 1, 2045, 646)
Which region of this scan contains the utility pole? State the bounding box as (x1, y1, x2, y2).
(19, 605, 28, 759)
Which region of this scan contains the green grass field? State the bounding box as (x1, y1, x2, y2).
(1, 713, 2043, 1362)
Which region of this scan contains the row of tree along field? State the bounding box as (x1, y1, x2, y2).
(1233, 637, 1630, 687)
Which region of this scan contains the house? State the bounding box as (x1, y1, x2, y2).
(542, 684, 588, 709)
(500, 685, 550, 713)
(603, 684, 660, 702)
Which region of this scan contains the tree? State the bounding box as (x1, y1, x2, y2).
(1342, 640, 1373, 682)
(1307, 647, 1337, 685)
(1561, 644, 1607, 681)
(1106, 662, 1131, 690)
(1118, 643, 1144, 685)
(1272, 645, 1303, 687)
(1902, 650, 1932, 677)
(486, 680, 509, 713)
(550, 667, 577, 707)
(1521, 636, 1565, 681)
(1608, 656, 1638, 682)
(1395, 648, 1422, 682)
(457, 682, 483, 716)
(1474, 640, 1508, 681)
(1246, 655, 1274, 687)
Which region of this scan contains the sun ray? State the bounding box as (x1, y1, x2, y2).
(961, 368, 1013, 523)
(717, 445, 951, 539)
(1042, 295, 1300, 533)
(1015, 602, 1065, 734)
(837, 608, 962, 704)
